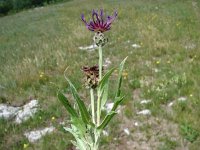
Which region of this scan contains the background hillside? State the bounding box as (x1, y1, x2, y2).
(0, 0, 200, 149)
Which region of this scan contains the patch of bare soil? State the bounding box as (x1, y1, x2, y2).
(101, 113, 189, 150)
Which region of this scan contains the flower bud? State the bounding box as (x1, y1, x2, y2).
(93, 31, 108, 47)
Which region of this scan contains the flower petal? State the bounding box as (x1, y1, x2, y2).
(81, 14, 88, 25)
(81, 10, 117, 32)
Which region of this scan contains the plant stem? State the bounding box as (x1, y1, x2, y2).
(97, 46, 103, 126)
(90, 88, 95, 124)
(98, 46, 103, 80)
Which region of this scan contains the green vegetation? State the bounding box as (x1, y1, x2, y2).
(0, 0, 71, 15)
(180, 123, 199, 143)
(0, 0, 200, 149)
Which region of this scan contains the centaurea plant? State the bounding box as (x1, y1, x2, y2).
(58, 9, 127, 150)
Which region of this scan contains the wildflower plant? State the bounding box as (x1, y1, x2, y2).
(58, 9, 127, 150)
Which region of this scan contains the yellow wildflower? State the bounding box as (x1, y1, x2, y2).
(23, 144, 29, 149)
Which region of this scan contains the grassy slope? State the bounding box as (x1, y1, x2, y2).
(0, 0, 200, 149)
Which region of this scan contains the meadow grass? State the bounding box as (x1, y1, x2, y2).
(0, 0, 200, 149)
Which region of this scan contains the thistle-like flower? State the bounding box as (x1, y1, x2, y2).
(82, 65, 101, 89)
(81, 9, 117, 33)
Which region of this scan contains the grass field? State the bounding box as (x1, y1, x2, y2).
(0, 0, 200, 149)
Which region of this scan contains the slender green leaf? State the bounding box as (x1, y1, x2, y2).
(98, 67, 116, 91)
(116, 57, 128, 97)
(111, 96, 125, 111)
(97, 111, 117, 130)
(66, 78, 91, 125)
(57, 91, 78, 118)
(100, 82, 109, 109)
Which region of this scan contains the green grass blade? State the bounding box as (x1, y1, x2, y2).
(97, 111, 117, 130)
(57, 91, 78, 118)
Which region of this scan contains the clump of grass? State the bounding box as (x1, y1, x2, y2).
(180, 123, 199, 143)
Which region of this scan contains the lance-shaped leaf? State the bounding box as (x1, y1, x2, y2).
(98, 67, 116, 92)
(57, 91, 78, 118)
(111, 96, 125, 112)
(97, 111, 117, 130)
(100, 82, 109, 109)
(66, 78, 91, 125)
(115, 57, 128, 97)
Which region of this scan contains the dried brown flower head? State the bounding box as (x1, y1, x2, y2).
(82, 65, 101, 89)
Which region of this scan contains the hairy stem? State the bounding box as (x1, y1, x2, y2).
(98, 46, 103, 80)
(97, 46, 103, 126)
(90, 88, 95, 124)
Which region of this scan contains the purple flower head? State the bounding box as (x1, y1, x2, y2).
(81, 9, 117, 32)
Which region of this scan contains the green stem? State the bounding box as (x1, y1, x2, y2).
(93, 129, 99, 150)
(90, 88, 95, 124)
(98, 46, 102, 80)
(97, 95, 100, 126)
(97, 46, 103, 126)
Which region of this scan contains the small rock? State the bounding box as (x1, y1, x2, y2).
(123, 128, 130, 135)
(132, 44, 141, 48)
(104, 58, 112, 68)
(102, 130, 109, 136)
(59, 121, 65, 125)
(168, 102, 174, 107)
(15, 100, 39, 124)
(137, 109, 151, 115)
(104, 102, 121, 113)
(105, 103, 114, 112)
(153, 68, 159, 73)
(185, 43, 196, 50)
(0, 104, 20, 119)
(140, 100, 151, 104)
(24, 126, 55, 143)
(134, 122, 139, 127)
(177, 97, 187, 102)
(79, 44, 97, 51)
